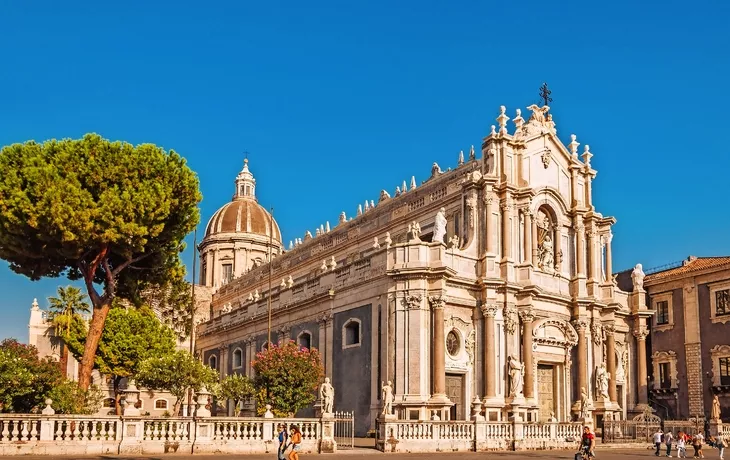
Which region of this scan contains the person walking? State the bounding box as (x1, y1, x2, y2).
(666, 431, 675, 457)
(677, 432, 687, 458)
(287, 425, 302, 460)
(655, 429, 666, 456)
(709, 434, 725, 460)
(694, 432, 705, 459)
(277, 424, 289, 460)
(579, 425, 595, 458)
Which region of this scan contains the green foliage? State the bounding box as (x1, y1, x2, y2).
(0, 339, 63, 413)
(219, 373, 254, 415)
(47, 381, 103, 415)
(252, 340, 324, 417)
(136, 350, 218, 415)
(47, 286, 90, 338)
(127, 271, 194, 339)
(0, 134, 202, 389)
(94, 306, 177, 378)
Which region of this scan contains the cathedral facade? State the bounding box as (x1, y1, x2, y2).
(194, 104, 652, 436)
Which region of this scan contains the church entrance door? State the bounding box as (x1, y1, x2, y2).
(445, 374, 464, 420)
(537, 364, 556, 421)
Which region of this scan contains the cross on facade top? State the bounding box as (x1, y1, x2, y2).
(539, 83, 553, 107)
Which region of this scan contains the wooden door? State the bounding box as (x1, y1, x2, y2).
(537, 364, 556, 421)
(445, 374, 464, 420)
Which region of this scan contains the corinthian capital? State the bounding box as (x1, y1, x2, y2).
(402, 292, 423, 310)
(481, 304, 498, 318)
(428, 295, 445, 310)
(519, 308, 535, 323)
(571, 319, 589, 333)
(633, 327, 649, 340)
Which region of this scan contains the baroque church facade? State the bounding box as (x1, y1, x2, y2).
(195, 103, 652, 436)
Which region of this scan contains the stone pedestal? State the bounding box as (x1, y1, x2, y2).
(710, 420, 723, 437)
(119, 419, 143, 454)
(320, 413, 338, 453)
(376, 416, 399, 453)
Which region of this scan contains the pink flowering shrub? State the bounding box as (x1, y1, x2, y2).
(252, 340, 324, 416)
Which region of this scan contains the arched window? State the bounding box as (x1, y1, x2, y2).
(536, 206, 559, 273)
(154, 399, 168, 410)
(209, 355, 218, 371)
(343, 319, 361, 349)
(297, 331, 312, 350)
(232, 348, 243, 369)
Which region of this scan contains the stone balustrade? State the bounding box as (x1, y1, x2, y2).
(0, 414, 327, 456)
(377, 418, 582, 453)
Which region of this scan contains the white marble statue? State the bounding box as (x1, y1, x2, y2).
(432, 207, 447, 244)
(579, 387, 591, 419)
(596, 364, 610, 399)
(508, 355, 524, 397)
(632, 264, 645, 291)
(319, 377, 335, 414)
(539, 231, 554, 271)
(712, 394, 722, 421)
(381, 380, 394, 416)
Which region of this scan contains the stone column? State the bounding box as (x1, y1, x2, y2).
(531, 212, 539, 267)
(605, 325, 617, 404)
(485, 194, 496, 254)
(605, 234, 613, 280)
(520, 310, 535, 399)
(575, 221, 586, 277)
(482, 305, 498, 399)
(634, 326, 649, 406)
(523, 210, 532, 264)
(586, 231, 596, 280)
(573, 320, 589, 402)
(430, 296, 446, 397)
(501, 201, 512, 261)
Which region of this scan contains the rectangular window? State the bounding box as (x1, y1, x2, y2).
(659, 362, 671, 389)
(222, 264, 233, 284)
(720, 357, 730, 386)
(717, 289, 730, 316)
(656, 301, 670, 325)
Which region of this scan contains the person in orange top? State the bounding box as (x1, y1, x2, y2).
(288, 425, 302, 460)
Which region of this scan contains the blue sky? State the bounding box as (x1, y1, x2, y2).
(1, 0, 729, 342)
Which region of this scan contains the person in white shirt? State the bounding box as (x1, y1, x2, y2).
(655, 430, 665, 456)
(666, 432, 675, 457)
(677, 433, 687, 458)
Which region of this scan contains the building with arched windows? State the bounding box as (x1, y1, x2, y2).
(194, 104, 652, 436)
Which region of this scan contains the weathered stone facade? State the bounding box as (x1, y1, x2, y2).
(195, 103, 647, 435)
(642, 256, 730, 420)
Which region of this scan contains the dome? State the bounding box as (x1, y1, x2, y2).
(205, 199, 282, 241)
(203, 159, 282, 242)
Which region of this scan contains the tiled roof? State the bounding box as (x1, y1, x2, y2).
(645, 256, 730, 282)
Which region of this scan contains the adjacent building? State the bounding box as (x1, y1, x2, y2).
(194, 103, 651, 436)
(642, 256, 730, 420)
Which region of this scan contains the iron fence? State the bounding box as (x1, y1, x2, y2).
(333, 411, 354, 449)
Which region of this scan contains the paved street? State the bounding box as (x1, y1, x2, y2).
(11, 447, 657, 460)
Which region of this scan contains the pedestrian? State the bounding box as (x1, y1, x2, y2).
(578, 425, 595, 459)
(694, 432, 705, 459)
(277, 424, 288, 460)
(287, 425, 302, 460)
(666, 431, 675, 457)
(678, 432, 687, 458)
(709, 434, 726, 460)
(655, 429, 666, 456)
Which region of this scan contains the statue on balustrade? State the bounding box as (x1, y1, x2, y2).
(508, 355, 524, 397)
(319, 377, 335, 414)
(381, 380, 394, 416)
(432, 207, 447, 244)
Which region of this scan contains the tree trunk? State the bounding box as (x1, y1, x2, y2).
(78, 300, 112, 390)
(59, 343, 69, 379)
(114, 376, 123, 416)
(173, 398, 183, 417)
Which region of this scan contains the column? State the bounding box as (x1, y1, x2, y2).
(586, 231, 595, 280)
(634, 326, 649, 406)
(575, 221, 586, 277)
(605, 234, 613, 280)
(485, 194, 496, 254)
(531, 213, 539, 267)
(205, 251, 214, 285)
(431, 297, 446, 396)
(482, 305, 498, 398)
(523, 210, 533, 264)
(501, 201, 511, 261)
(574, 320, 588, 401)
(521, 310, 535, 399)
(605, 325, 618, 403)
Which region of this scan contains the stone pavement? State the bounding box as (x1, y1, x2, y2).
(11, 446, 656, 460)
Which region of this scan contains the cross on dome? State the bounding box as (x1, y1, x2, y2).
(234, 158, 257, 200)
